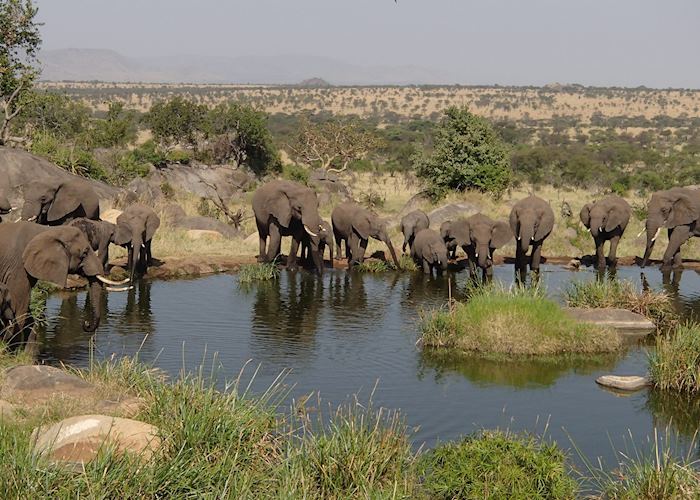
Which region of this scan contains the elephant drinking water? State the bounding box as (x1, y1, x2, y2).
(509, 195, 554, 280)
(113, 204, 161, 281)
(580, 195, 630, 269)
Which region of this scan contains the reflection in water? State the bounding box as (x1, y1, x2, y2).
(646, 389, 700, 439)
(114, 281, 155, 338)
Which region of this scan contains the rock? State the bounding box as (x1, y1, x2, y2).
(32, 414, 161, 467)
(309, 169, 339, 183)
(428, 203, 480, 226)
(160, 203, 187, 225)
(0, 399, 16, 419)
(564, 259, 581, 271)
(145, 164, 255, 199)
(176, 215, 238, 238)
(596, 375, 650, 392)
(565, 308, 655, 339)
(127, 177, 163, 201)
(94, 396, 146, 418)
(2, 365, 95, 403)
(399, 192, 431, 217)
(563, 227, 578, 240)
(186, 229, 224, 240)
(100, 208, 123, 225)
(244, 232, 259, 244)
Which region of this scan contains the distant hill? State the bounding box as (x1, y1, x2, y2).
(39, 49, 456, 85)
(295, 78, 333, 88)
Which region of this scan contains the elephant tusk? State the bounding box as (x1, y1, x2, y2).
(96, 275, 131, 286)
(304, 225, 318, 237)
(27, 216, 37, 222)
(531, 236, 534, 241)
(517, 236, 521, 241)
(637, 228, 646, 238)
(651, 227, 662, 243)
(10, 206, 17, 211)
(475, 252, 479, 258)
(141, 243, 146, 248)
(106, 285, 133, 292)
(598, 226, 603, 233)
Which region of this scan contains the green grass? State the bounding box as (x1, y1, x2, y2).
(238, 262, 280, 283)
(28, 281, 59, 327)
(420, 285, 621, 357)
(418, 430, 578, 499)
(565, 279, 676, 332)
(649, 323, 700, 394)
(356, 259, 393, 273)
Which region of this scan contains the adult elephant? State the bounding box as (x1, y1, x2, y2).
(331, 201, 400, 269)
(509, 195, 555, 279)
(640, 187, 700, 269)
(113, 205, 160, 281)
(68, 218, 118, 271)
(0, 222, 126, 349)
(400, 210, 429, 253)
(21, 179, 99, 225)
(300, 220, 333, 269)
(580, 195, 631, 269)
(411, 228, 448, 276)
(444, 214, 511, 280)
(252, 180, 326, 272)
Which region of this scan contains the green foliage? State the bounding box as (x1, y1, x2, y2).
(88, 102, 138, 148)
(360, 190, 385, 210)
(14, 91, 90, 140)
(239, 263, 280, 283)
(281, 163, 309, 185)
(165, 149, 193, 164)
(109, 152, 151, 187)
(420, 284, 620, 357)
(649, 324, 700, 394)
(144, 96, 206, 149)
(414, 107, 511, 200)
(29, 132, 107, 181)
(418, 430, 577, 499)
(29, 281, 56, 327)
(356, 260, 392, 273)
(160, 182, 175, 200)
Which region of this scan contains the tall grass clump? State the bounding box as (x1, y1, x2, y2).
(420, 285, 620, 357)
(238, 262, 280, 283)
(565, 279, 676, 331)
(587, 429, 700, 499)
(356, 259, 392, 273)
(649, 323, 700, 393)
(418, 430, 578, 499)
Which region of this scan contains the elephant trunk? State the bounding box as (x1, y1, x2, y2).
(385, 238, 400, 270)
(311, 247, 324, 275)
(476, 244, 489, 269)
(518, 225, 534, 253)
(83, 278, 102, 332)
(328, 238, 334, 269)
(641, 222, 662, 268)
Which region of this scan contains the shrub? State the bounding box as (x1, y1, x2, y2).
(165, 149, 193, 164)
(87, 102, 138, 148)
(418, 430, 577, 499)
(30, 132, 107, 181)
(413, 106, 511, 200)
(281, 163, 309, 185)
(420, 285, 620, 357)
(239, 263, 280, 283)
(356, 260, 392, 273)
(649, 323, 700, 393)
(144, 96, 206, 149)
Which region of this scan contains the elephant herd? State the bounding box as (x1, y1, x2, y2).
(0, 179, 160, 349)
(252, 180, 700, 280)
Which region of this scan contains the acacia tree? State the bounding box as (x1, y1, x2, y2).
(288, 117, 380, 172)
(0, 0, 41, 145)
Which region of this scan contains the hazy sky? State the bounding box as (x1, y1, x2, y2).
(37, 0, 700, 87)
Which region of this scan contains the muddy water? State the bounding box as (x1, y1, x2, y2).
(38, 265, 700, 466)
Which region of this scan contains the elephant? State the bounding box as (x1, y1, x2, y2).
(252, 180, 326, 273)
(580, 195, 631, 268)
(331, 201, 400, 269)
(440, 219, 470, 260)
(0, 222, 128, 349)
(0, 284, 15, 330)
(0, 192, 12, 223)
(68, 218, 117, 271)
(300, 220, 333, 269)
(411, 228, 448, 275)
(400, 210, 429, 253)
(509, 195, 555, 279)
(20, 179, 100, 225)
(113, 204, 161, 281)
(640, 187, 700, 269)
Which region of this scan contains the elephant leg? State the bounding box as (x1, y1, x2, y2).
(146, 240, 153, 266)
(266, 225, 282, 262)
(127, 245, 134, 274)
(356, 237, 368, 263)
(531, 241, 543, 273)
(256, 221, 268, 263)
(287, 237, 300, 271)
(422, 259, 431, 274)
(402, 237, 407, 254)
(594, 236, 606, 269)
(515, 245, 527, 283)
(663, 226, 690, 269)
(607, 235, 620, 267)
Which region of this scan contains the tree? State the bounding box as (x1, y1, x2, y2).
(0, 0, 42, 145)
(413, 107, 511, 200)
(14, 91, 90, 140)
(143, 96, 205, 150)
(288, 117, 381, 172)
(88, 102, 138, 148)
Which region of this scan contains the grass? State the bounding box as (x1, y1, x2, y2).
(649, 323, 700, 394)
(356, 259, 393, 273)
(420, 284, 621, 357)
(565, 279, 677, 331)
(418, 430, 578, 499)
(238, 262, 280, 283)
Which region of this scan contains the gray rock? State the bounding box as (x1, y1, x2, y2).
(94, 396, 146, 418)
(0, 399, 16, 419)
(146, 163, 254, 200)
(32, 414, 161, 468)
(399, 192, 432, 217)
(309, 169, 340, 183)
(160, 203, 187, 226)
(2, 365, 95, 403)
(428, 203, 480, 226)
(563, 227, 578, 240)
(565, 308, 655, 339)
(596, 375, 650, 392)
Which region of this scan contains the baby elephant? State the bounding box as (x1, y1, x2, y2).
(68, 218, 117, 271)
(400, 210, 429, 253)
(411, 229, 448, 275)
(300, 220, 333, 269)
(464, 214, 512, 280)
(580, 195, 630, 268)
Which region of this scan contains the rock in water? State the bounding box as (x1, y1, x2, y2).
(596, 375, 650, 392)
(32, 414, 161, 467)
(2, 365, 95, 403)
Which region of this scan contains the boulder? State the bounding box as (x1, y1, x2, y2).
(399, 192, 431, 217)
(565, 308, 655, 339)
(100, 208, 123, 224)
(596, 375, 650, 392)
(145, 163, 255, 200)
(32, 414, 161, 467)
(309, 169, 340, 183)
(563, 227, 578, 240)
(176, 215, 238, 238)
(2, 365, 95, 403)
(94, 396, 146, 418)
(244, 232, 259, 244)
(127, 177, 163, 202)
(160, 203, 187, 226)
(0, 399, 16, 419)
(428, 203, 480, 226)
(186, 229, 224, 240)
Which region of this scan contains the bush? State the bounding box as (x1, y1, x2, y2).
(420, 285, 620, 357)
(30, 132, 107, 181)
(87, 102, 138, 148)
(144, 96, 206, 149)
(649, 323, 700, 393)
(281, 163, 309, 185)
(165, 149, 193, 164)
(413, 106, 511, 200)
(418, 430, 577, 499)
(239, 263, 280, 283)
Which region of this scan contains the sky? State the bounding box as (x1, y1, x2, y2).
(36, 0, 700, 88)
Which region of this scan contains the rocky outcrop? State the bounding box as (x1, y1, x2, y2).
(159, 202, 239, 238)
(308, 169, 351, 205)
(186, 229, 224, 240)
(428, 203, 480, 226)
(140, 163, 256, 201)
(565, 308, 655, 339)
(596, 375, 650, 392)
(2, 365, 95, 403)
(32, 414, 161, 467)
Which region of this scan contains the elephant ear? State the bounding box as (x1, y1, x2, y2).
(270, 192, 292, 228)
(22, 232, 70, 288)
(47, 183, 82, 223)
(605, 205, 628, 233)
(580, 204, 592, 228)
(491, 221, 513, 249)
(354, 213, 372, 241)
(535, 206, 555, 240)
(145, 213, 161, 241)
(668, 194, 700, 227)
(113, 217, 133, 246)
